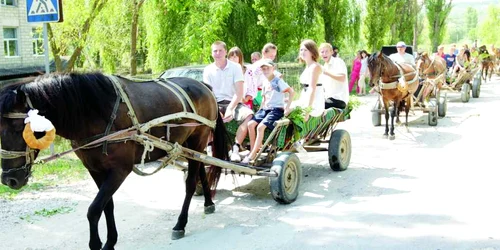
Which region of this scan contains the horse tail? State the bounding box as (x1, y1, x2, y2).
(206, 111, 230, 197)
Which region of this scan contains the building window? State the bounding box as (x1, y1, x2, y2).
(1, 0, 16, 6)
(32, 27, 44, 55)
(3, 28, 18, 57)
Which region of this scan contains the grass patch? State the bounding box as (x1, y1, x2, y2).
(20, 204, 76, 223)
(0, 136, 88, 200)
(34, 206, 74, 217)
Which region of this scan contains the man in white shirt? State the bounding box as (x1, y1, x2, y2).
(389, 41, 415, 67)
(319, 43, 349, 109)
(203, 41, 254, 162)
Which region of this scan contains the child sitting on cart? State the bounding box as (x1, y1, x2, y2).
(242, 59, 294, 164)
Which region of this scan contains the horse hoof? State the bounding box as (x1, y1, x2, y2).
(204, 204, 215, 214)
(383, 134, 389, 138)
(389, 135, 395, 140)
(172, 230, 186, 240)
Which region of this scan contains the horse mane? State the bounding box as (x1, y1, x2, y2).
(0, 72, 117, 138)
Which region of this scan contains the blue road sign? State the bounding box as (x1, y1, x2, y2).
(26, 0, 61, 23)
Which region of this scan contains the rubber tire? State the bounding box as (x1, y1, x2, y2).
(428, 99, 438, 126)
(328, 129, 351, 171)
(372, 101, 381, 127)
(270, 153, 302, 204)
(472, 76, 481, 98)
(438, 93, 447, 118)
(461, 84, 470, 103)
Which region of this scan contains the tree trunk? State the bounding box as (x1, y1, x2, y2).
(130, 0, 145, 76)
(46, 24, 62, 72)
(63, 0, 107, 72)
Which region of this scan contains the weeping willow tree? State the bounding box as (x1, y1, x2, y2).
(320, 0, 361, 48)
(143, 0, 235, 73)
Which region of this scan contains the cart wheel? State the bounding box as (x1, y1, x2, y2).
(428, 99, 438, 126)
(328, 129, 351, 171)
(438, 93, 447, 118)
(472, 76, 481, 98)
(184, 170, 204, 196)
(461, 84, 470, 103)
(270, 153, 301, 204)
(372, 100, 381, 126)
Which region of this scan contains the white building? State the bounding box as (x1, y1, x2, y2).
(1, 0, 47, 80)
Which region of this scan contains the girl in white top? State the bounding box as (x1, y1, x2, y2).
(294, 39, 325, 120)
(358, 50, 370, 96)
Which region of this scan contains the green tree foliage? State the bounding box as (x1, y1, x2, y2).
(320, 0, 361, 48)
(365, 0, 396, 51)
(389, 0, 419, 46)
(465, 6, 478, 40)
(425, 0, 453, 52)
(143, 0, 234, 73)
(225, 0, 266, 62)
(478, 5, 500, 45)
(86, 0, 132, 73)
(47, 0, 108, 72)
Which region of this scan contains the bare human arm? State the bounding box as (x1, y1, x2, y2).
(305, 64, 322, 121)
(225, 80, 244, 119)
(283, 87, 294, 116)
(322, 67, 346, 82)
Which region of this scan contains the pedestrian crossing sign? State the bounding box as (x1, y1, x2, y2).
(26, 0, 63, 23)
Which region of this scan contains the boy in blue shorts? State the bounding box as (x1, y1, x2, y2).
(242, 59, 294, 164)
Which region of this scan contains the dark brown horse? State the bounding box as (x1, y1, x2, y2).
(0, 73, 230, 249)
(416, 52, 447, 97)
(368, 52, 418, 139)
(479, 45, 494, 81)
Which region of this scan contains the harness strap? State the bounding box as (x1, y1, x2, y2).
(102, 93, 122, 154)
(153, 79, 188, 112)
(163, 78, 198, 114)
(107, 75, 141, 130)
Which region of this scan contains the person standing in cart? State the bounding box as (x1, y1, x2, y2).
(203, 41, 254, 162)
(389, 41, 415, 67)
(242, 59, 294, 164)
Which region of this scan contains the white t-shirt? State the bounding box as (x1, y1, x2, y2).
(360, 57, 368, 74)
(203, 60, 244, 102)
(389, 52, 415, 67)
(320, 56, 349, 104)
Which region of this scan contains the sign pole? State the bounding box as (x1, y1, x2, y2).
(43, 23, 50, 75)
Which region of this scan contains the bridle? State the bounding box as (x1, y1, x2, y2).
(1, 92, 36, 178)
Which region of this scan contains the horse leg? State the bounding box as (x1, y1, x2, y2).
(87, 169, 130, 250)
(405, 97, 410, 127)
(383, 100, 389, 137)
(172, 158, 200, 240)
(390, 101, 397, 140)
(198, 163, 215, 214)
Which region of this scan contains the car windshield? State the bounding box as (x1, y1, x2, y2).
(160, 68, 203, 82)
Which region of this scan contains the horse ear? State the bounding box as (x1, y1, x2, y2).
(377, 51, 383, 58)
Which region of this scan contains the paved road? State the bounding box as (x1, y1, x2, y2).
(2, 76, 500, 250)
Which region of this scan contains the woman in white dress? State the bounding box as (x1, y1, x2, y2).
(295, 39, 325, 120)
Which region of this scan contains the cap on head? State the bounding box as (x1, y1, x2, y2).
(396, 41, 406, 48)
(260, 59, 276, 68)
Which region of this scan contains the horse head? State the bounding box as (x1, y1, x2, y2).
(0, 84, 40, 189)
(416, 52, 430, 77)
(367, 52, 385, 87)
